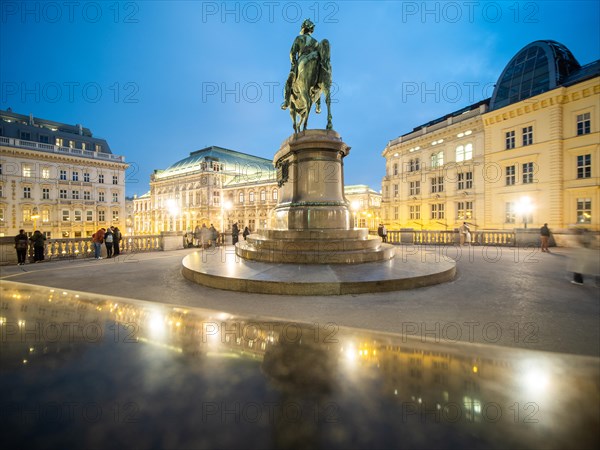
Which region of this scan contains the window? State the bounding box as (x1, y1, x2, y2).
(409, 205, 420, 220)
(577, 112, 591, 135)
(72, 171, 79, 181)
(393, 184, 398, 197)
(74, 210, 82, 222)
(23, 208, 31, 221)
(505, 202, 516, 224)
(42, 188, 50, 200)
(56, 138, 63, 147)
(42, 168, 50, 179)
(81, 142, 87, 151)
(0, 185, 3, 197)
(522, 126, 533, 146)
(98, 210, 106, 222)
(0, 164, 2, 174)
(384, 185, 389, 198)
(20, 131, 31, 140)
(112, 192, 118, 202)
(431, 203, 445, 219)
(86, 211, 93, 222)
(239, 192, 244, 203)
(84, 172, 90, 182)
(40, 135, 49, 144)
(409, 181, 420, 196)
(272, 189, 278, 201)
(457, 172, 473, 190)
(577, 199, 591, 224)
(393, 206, 399, 220)
(113, 175, 118, 185)
(393, 163, 398, 176)
(22, 166, 32, 177)
(408, 158, 420, 172)
(84, 191, 91, 200)
(62, 210, 70, 221)
(456, 143, 473, 162)
(98, 174, 104, 184)
(0, 207, 3, 222)
(60, 170, 67, 181)
(99, 192, 105, 202)
(112, 210, 119, 221)
(42, 209, 49, 223)
(577, 154, 591, 179)
(260, 190, 266, 202)
(431, 151, 444, 168)
(69, 140, 75, 148)
(95, 144, 102, 152)
(506, 165, 516, 186)
(212, 191, 219, 206)
(431, 176, 444, 193)
(505, 131, 515, 149)
(249, 192, 255, 203)
(59, 189, 67, 199)
(522, 162, 534, 184)
(23, 187, 31, 198)
(457, 201, 473, 220)
(72, 190, 79, 200)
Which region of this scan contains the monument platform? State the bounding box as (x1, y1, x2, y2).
(182, 247, 456, 295)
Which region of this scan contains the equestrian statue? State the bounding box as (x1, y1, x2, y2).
(281, 19, 333, 133)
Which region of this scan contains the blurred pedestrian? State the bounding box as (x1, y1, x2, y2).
(209, 224, 218, 247)
(540, 223, 551, 253)
(381, 224, 388, 243)
(113, 226, 122, 255)
(243, 226, 250, 240)
(232, 223, 240, 245)
(568, 228, 600, 285)
(30, 230, 46, 262)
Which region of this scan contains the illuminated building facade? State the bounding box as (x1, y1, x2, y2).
(382, 40, 599, 231)
(133, 146, 382, 234)
(0, 109, 128, 238)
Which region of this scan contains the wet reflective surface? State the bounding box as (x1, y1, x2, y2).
(1, 280, 598, 449)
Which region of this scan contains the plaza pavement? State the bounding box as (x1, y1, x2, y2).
(1, 245, 598, 357)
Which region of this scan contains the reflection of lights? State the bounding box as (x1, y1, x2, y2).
(18, 320, 26, 327)
(351, 201, 360, 211)
(524, 368, 550, 393)
(472, 365, 478, 373)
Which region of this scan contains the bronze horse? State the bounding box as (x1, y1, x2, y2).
(285, 38, 332, 133)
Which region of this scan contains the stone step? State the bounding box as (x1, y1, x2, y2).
(254, 228, 370, 241)
(236, 242, 396, 264)
(246, 234, 382, 252)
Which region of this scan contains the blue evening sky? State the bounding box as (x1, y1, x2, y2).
(1, 1, 599, 196)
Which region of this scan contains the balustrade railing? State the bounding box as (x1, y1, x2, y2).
(0, 137, 125, 162)
(385, 229, 515, 246)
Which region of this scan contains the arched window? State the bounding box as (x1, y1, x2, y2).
(272, 189, 278, 201)
(431, 151, 444, 168)
(239, 192, 244, 204)
(260, 190, 266, 202)
(456, 143, 473, 162)
(249, 191, 255, 203)
(393, 163, 398, 176)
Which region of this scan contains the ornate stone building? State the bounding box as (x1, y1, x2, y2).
(0, 109, 128, 238)
(382, 40, 599, 231)
(133, 146, 381, 234)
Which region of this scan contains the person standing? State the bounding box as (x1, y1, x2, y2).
(209, 224, 218, 247)
(113, 227, 122, 256)
(377, 224, 383, 241)
(459, 222, 470, 246)
(193, 225, 201, 247)
(104, 227, 114, 258)
(232, 223, 240, 245)
(14, 229, 29, 265)
(540, 223, 551, 253)
(381, 224, 388, 243)
(243, 226, 250, 241)
(92, 228, 105, 259)
(30, 230, 46, 262)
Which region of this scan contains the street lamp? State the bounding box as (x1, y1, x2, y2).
(31, 207, 40, 231)
(351, 201, 360, 228)
(515, 196, 533, 229)
(166, 199, 179, 231)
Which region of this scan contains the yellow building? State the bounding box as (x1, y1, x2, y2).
(345, 184, 382, 230)
(382, 40, 599, 232)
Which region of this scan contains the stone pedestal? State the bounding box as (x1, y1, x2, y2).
(161, 231, 184, 251)
(273, 129, 351, 230)
(236, 130, 394, 264)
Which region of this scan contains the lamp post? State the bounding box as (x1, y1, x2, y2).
(31, 207, 39, 231)
(516, 196, 533, 229)
(351, 201, 360, 228)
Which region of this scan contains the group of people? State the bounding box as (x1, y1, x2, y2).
(14, 229, 46, 265)
(188, 224, 220, 249)
(91, 226, 122, 259)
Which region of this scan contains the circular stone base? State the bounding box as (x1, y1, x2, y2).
(182, 246, 456, 295)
